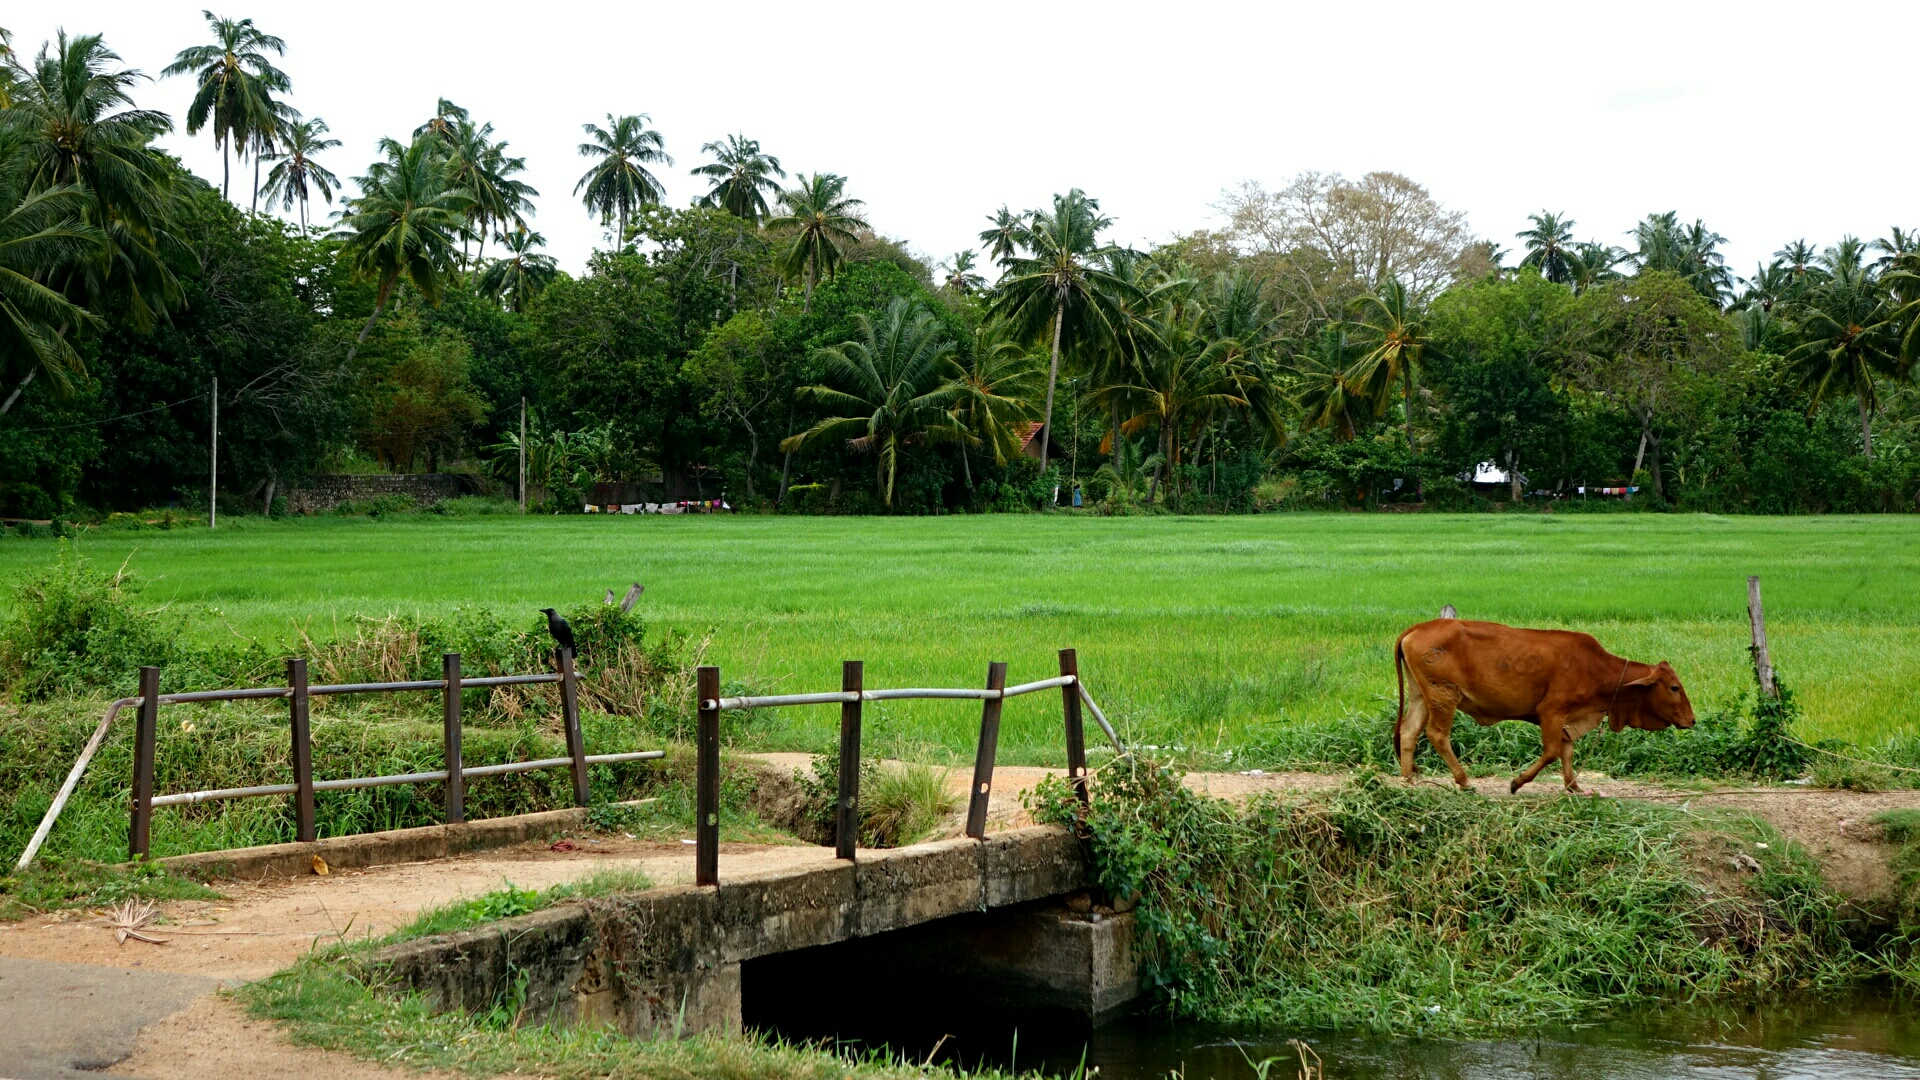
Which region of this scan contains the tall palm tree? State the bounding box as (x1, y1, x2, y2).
(1571, 242, 1627, 294)
(0, 27, 18, 109)
(979, 206, 1025, 266)
(574, 113, 671, 247)
(1775, 239, 1820, 281)
(1632, 212, 1730, 305)
(161, 12, 288, 201)
(4, 31, 182, 333)
(1516, 211, 1578, 284)
(780, 297, 967, 507)
(260, 115, 340, 230)
(331, 136, 473, 362)
(1343, 278, 1431, 452)
(1092, 295, 1249, 502)
(947, 320, 1042, 485)
(1289, 327, 1364, 441)
(413, 97, 468, 143)
(1782, 263, 1901, 458)
(766, 172, 867, 312)
(940, 250, 986, 294)
(0, 185, 106, 415)
(690, 134, 784, 221)
(439, 117, 536, 267)
(987, 189, 1135, 473)
(476, 228, 557, 313)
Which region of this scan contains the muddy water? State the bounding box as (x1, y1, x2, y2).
(783, 988, 1920, 1079)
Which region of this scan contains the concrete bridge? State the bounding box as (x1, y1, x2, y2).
(373, 825, 1140, 1037)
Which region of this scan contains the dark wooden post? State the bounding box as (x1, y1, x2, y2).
(129, 666, 160, 859)
(965, 662, 1008, 839)
(289, 657, 315, 842)
(558, 647, 589, 806)
(1747, 576, 1777, 698)
(1060, 649, 1089, 808)
(835, 661, 864, 861)
(695, 665, 720, 887)
(443, 652, 464, 824)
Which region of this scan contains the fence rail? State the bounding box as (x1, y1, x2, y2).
(14, 647, 662, 870)
(689, 648, 1125, 888)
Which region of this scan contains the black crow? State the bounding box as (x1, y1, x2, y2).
(540, 608, 576, 654)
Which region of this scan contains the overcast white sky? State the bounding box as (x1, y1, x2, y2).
(17, 1, 1918, 280)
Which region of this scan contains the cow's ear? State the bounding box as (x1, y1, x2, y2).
(1624, 669, 1663, 688)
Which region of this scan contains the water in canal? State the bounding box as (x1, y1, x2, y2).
(766, 986, 1920, 1079)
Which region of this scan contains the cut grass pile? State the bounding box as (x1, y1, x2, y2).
(1, 512, 1914, 763)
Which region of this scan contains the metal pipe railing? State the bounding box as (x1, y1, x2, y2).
(707, 674, 1078, 712)
(148, 750, 666, 808)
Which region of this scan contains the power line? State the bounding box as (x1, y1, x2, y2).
(0, 393, 210, 436)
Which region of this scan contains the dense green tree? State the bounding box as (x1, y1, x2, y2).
(948, 320, 1041, 485)
(574, 113, 670, 246)
(161, 12, 288, 202)
(683, 311, 789, 497)
(1782, 262, 1902, 458)
(1343, 278, 1432, 452)
(0, 186, 103, 409)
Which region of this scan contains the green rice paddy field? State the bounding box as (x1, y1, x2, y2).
(2, 513, 1915, 760)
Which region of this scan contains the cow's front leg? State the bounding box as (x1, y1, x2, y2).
(1510, 715, 1565, 794)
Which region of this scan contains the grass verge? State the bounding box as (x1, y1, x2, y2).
(0, 856, 220, 921)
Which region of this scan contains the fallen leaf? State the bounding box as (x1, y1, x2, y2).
(311, 854, 330, 876)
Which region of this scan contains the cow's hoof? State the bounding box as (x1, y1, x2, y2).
(1507, 778, 1522, 794)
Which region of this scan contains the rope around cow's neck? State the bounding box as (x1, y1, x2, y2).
(1606, 657, 1631, 722)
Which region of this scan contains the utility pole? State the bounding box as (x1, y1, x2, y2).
(518, 396, 527, 512)
(209, 377, 218, 530)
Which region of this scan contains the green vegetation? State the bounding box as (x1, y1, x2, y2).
(376, 870, 652, 946)
(0, 855, 218, 920)
(1038, 766, 1871, 1036)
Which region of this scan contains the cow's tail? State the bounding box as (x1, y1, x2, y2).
(1392, 633, 1408, 760)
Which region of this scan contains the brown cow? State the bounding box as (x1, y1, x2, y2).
(1393, 618, 1695, 794)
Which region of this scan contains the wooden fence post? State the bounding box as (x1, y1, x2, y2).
(289, 657, 315, 843)
(443, 652, 464, 824)
(558, 647, 589, 806)
(835, 661, 863, 861)
(965, 662, 1008, 839)
(1747, 576, 1777, 698)
(695, 665, 720, 887)
(1060, 649, 1089, 809)
(129, 666, 159, 859)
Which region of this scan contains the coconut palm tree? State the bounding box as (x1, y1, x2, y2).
(1570, 242, 1627, 294)
(476, 228, 557, 313)
(161, 12, 288, 201)
(780, 297, 967, 507)
(331, 136, 473, 362)
(4, 31, 182, 333)
(940, 250, 986, 295)
(947, 320, 1041, 485)
(1517, 211, 1578, 284)
(1092, 295, 1248, 503)
(766, 172, 867, 312)
(979, 206, 1026, 267)
(574, 113, 671, 247)
(0, 27, 19, 109)
(987, 189, 1136, 474)
(1775, 239, 1820, 282)
(1343, 278, 1432, 452)
(440, 117, 536, 266)
(1290, 327, 1364, 441)
(260, 116, 339, 230)
(1783, 264, 1902, 458)
(690, 134, 784, 221)
(413, 98, 468, 143)
(0, 185, 106, 415)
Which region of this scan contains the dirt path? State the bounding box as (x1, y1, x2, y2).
(3, 761, 1914, 1077)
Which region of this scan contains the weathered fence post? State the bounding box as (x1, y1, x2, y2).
(1060, 649, 1089, 809)
(442, 652, 464, 824)
(129, 666, 159, 859)
(289, 657, 315, 843)
(695, 665, 720, 887)
(835, 661, 863, 861)
(965, 661, 1008, 839)
(1747, 576, 1777, 698)
(558, 647, 589, 806)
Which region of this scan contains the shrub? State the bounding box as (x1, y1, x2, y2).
(0, 546, 177, 700)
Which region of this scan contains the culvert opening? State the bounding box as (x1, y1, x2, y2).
(741, 900, 1109, 1074)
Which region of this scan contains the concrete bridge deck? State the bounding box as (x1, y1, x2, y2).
(371, 824, 1140, 1036)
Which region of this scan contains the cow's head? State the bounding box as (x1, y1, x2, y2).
(1611, 661, 1695, 732)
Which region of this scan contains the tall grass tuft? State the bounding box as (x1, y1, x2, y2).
(1035, 762, 1858, 1035)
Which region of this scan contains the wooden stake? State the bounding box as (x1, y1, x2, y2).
(558, 647, 588, 806)
(289, 658, 315, 842)
(695, 665, 720, 887)
(834, 661, 863, 861)
(130, 667, 159, 859)
(1747, 575, 1777, 698)
(442, 653, 463, 824)
(965, 662, 1008, 839)
(1060, 649, 1089, 809)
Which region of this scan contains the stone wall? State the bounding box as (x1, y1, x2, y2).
(286, 473, 486, 512)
